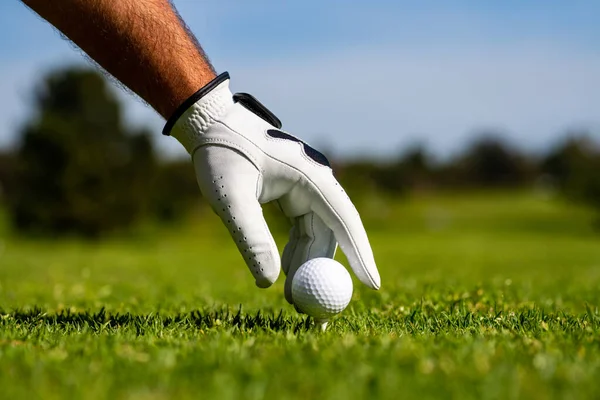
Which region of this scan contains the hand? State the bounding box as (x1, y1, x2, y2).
(163, 72, 381, 304)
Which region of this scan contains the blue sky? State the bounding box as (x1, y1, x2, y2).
(0, 0, 599, 159)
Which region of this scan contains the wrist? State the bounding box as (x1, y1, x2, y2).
(163, 72, 234, 153)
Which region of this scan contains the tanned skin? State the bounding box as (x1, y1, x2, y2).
(21, 0, 217, 119)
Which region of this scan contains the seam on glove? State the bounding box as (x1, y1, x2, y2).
(253, 171, 277, 276)
(306, 213, 316, 259)
(255, 169, 263, 200)
(190, 139, 261, 171)
(212, 119, 329, 170)
(263, 131, 331, 169)
(283, 225, 299, 276)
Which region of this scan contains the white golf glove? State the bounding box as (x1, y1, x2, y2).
(163, 72, 381, 304)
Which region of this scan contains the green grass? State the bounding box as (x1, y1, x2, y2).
(1, 190, 599, 399)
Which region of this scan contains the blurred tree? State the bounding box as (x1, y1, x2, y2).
(336, 159, 407, 200)
(542, 135, 593, 189)
(396, 144, 433, 191)
(541, 135, 600, 216)
(7, 68, 160, 237)
(450, 134, 534, 187)
(0, 151, 16, 200)
(335, 160, 381, 198)
(152, 160, 201, 223)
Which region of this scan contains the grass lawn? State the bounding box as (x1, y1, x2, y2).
(1, 191, 599, 399)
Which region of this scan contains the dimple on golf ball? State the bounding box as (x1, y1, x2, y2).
(291, 258, 353, 321)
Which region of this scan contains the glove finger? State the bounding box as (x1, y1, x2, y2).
(282, 213, 337, 304)
(193, 145, 280, 288)
(281, 224, 299, 277)
(310, 174, 381, 290)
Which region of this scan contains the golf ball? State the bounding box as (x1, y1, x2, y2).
(291, 258, 353, 321)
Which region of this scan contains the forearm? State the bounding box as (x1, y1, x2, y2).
(21, 0, 216, 118)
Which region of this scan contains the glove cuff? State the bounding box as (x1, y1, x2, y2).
(162, 72, 234, 153)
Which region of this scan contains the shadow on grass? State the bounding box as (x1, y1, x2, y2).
(1, 307, 313, 334)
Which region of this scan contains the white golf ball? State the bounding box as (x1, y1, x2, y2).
(291, 258, 353, 321)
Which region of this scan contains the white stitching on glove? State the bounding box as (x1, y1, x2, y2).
(166, 72, 381, 304)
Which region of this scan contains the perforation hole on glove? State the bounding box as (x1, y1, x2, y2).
(214, 184, 249, 261)
(209, 170, 273, 281)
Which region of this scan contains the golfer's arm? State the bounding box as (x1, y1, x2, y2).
(21, 0, 216, 119)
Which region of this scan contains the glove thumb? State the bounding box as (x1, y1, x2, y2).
(192, 145, 280, 288)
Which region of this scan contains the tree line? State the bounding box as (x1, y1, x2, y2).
(335, 134, 599, 202)
(0, 67, 598, 237)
